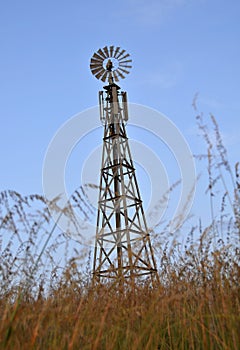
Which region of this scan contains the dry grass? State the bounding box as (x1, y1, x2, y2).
(0, 245, 239, 350)
(0, 111, 239, 349)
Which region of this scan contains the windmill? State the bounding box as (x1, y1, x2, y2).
(90, 45, 159, 285)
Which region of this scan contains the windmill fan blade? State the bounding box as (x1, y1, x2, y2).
(103, 46, 110, 58)
(116, 69, 125, 79)
(90, 63, 102, 70)
(97, 48, 107, 59)
(90, 64, 102, 72)
(91, 65, 104, 75)
(119, 64, 132, 69)
(120, 53, 130, 60)
(118, 67, 130, 75)
(90, 60, 102, 67)
(93, 53, 104, 62)
(119, 59, 132, 64)
(109, 45, 114, 57)
(90, 58, 103, 67)
(113, 46, 120, 58)
(113, 71, 119, 82)
(101, 71, 109, 82)
(115, 49, 126, 59)
(90, 61, 103, 69)
(95, 69, 105, 80)
(91, 56, 102, 63)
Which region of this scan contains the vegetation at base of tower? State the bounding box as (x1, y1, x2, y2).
(0, 110, 239, 350)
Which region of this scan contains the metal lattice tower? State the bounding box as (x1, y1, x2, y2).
(90, 46, 159, 284)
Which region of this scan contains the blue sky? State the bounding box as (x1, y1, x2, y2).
(0, 0, 239, 228)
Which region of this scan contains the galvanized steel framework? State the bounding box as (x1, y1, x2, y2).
(91, 46, 158, 283)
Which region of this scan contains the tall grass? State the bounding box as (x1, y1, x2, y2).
(0, 111, 239, 349)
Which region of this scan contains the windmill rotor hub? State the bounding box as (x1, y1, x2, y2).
(105, 58, 117, 71)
